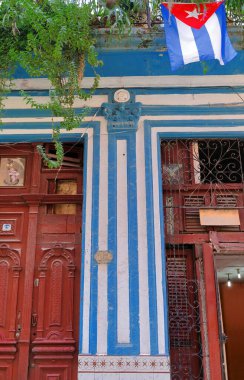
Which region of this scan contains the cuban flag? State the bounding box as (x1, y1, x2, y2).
(161, 1, 237, 71)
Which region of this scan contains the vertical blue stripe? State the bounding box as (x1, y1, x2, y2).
(144, 123, 159, 355)
(215, 3, 237, 64)
(192, 25, 215, 62)
(156, 133, 169, 356)
(79, 133, 88, 353)
(107, 133, 118, 353)
(126, 132, 140, 355)
(107, 131, 140, 355)
(89, 124, 100, 354)
(161, 5, 184, 71)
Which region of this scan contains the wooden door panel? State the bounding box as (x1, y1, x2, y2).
(33, 245, 76, 341)
(0, 212, 25, 243)
(0, 364, 13, 380)
(29, 363, 71, 380)
(0, 245, 21, 338)
(0, 143, 83, 380)
(0, 246, 22, 378)
(29, 207, 82, 380)
(30, 244, 80, 379)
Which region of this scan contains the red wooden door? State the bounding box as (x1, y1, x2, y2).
(0, 143, 83, 380)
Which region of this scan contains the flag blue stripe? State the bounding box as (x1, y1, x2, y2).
(215, 3, 237, 64)
(161, 5, 184, 71)
(191, 25, 215, 62)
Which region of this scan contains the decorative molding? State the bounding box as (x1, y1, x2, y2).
(0, 244, 21, 268)
(78, 355, 170, 373)
(39, 244, 75, 270)
(102, 92, 141, 131)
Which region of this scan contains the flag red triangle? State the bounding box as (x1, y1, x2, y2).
(161, 1, 224, 29)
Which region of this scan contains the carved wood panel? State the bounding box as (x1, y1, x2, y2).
(0, 143, 83, 380)
(0, 245, 21, 340)
(29, 210, 82, 380)
(33, 244, 76, 341)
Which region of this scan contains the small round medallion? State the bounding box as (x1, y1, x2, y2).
(114, 89, 130, 103)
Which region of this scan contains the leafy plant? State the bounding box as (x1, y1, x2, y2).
(0, 0, 102, 167)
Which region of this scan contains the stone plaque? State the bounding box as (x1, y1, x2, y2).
(94, 250, 113, 264)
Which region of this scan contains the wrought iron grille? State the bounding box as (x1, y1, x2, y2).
(166, 247, 203, 380)
(161, 139, 244, 379)
(162, 139, 244, 186)
(161, 139, 244, 235)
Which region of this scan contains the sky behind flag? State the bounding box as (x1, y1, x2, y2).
(161, 1, 237, 71)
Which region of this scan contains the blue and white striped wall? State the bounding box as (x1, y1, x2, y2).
(1, 75, 244, 380)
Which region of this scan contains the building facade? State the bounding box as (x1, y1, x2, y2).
(0, 28, 244, 380)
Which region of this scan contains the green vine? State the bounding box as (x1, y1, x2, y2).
(0, 0, 103, 167)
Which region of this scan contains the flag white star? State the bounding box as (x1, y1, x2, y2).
(185, 8, 202, 19)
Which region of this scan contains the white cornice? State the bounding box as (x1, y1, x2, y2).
(12, 75, 244, 90)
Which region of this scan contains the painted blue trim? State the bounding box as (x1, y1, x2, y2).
(3, 104, 244, 119)
(141, 105, 244, 116)
(79, 133, 88, 353)
(0, 133, 83, 143)
(156, 133, 169, 356)
(144, 119, 244, 136)
(88, 124, 100, 354)
(107, 132, 118, 353)
(1, 122, 94, 130)
(157, 131, 244, 139)
(2, 108, 98, 118)
(144, 124, 159, 355)
(2, 122, 58, 129)
(14, 48, 244, 77)
(126, 132, 140, 355)
(142, 119, 244, 128)
(107, 132, 140, 355)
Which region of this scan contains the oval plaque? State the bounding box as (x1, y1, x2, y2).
(94, 250, 113, 264)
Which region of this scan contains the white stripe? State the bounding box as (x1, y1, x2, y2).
(98, 120, 109, 251)
(151, 130, 165, 354)
(1, 113, 244, 127)
(136, 93, 244, 106)
(12, 75, 244, 89)
(117, 140, 130, 343)
(97, 119, 109, 354)
(97, 264, 108, 354)
(81, 129, 94, 353)
(3, 95, 108, 109)
(176, 18, 200, 65)
(205, 13, 224, 65)
(136, 123, 151, 354)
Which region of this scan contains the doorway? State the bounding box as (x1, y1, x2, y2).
(216, 255, 244, 380)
